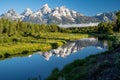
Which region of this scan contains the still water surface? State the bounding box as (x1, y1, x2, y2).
(0, 38, 108, 80)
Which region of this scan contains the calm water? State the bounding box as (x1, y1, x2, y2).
(0, 38, 108, 80)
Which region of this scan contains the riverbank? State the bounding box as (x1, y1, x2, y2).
(0, 32, 88, 60)
(47, 46, 120, 80)
(46, 33, 120, 80)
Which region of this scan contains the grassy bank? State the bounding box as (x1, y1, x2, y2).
(0, 32, 88, 59)
(46, 33, 120, 80)
(47, 48, 120, 80)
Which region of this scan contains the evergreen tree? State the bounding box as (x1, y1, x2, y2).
(116, 10, 120, 32)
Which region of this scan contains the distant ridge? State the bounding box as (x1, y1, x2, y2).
(0, 4, 118, 25)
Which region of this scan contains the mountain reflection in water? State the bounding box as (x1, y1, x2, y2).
(38, 38, 108, 60)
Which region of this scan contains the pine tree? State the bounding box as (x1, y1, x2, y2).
(116, 10, 120, 32)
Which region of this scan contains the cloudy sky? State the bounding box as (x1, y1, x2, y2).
(0, 0, 120, 16)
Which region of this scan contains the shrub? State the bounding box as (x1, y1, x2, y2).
(4, 52, 11, 58)
(99, 60, 111, 68)
(73, 59, 86, 66)
(0, 54, 3, 58)
(21, 50, 29, 54)
(12, 38, 19, 42)
(89, 58, 97, 64)
(115, 59, 120, 69)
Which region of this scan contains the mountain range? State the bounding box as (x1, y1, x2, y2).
(0, 4, 118, 24)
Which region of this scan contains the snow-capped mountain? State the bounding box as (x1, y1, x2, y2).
(0, 9, 24, 20)
(40, 4, 51, 14)
(21, 8, 32, 16)
(94, 11, 117, 22)
(0, 4, 118, 24)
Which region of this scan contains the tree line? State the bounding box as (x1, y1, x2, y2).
(0, 19, 63, 37)
(0, 10, 120, 37)
(97, 11, 120, 33)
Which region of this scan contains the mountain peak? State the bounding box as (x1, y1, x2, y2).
(7, 9, 16, 14)
(41, 3, 51, 14)
(59, 6, 66, 11)
(0, 4, 117, 24)
(1, 9, 24, 20)
(96, 13, 103, 16)
(26, 8, 32, 11)
(43, 4, 49, 8)
(22, 8, 32, 16)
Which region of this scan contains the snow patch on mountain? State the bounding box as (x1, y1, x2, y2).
(0, 4, 118, 25)
(1, 9, 24, 20)
(41, 4, 51, 14)
(22, 8, 32, 16)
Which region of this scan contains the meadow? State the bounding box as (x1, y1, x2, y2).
(0, 32, 88, 59)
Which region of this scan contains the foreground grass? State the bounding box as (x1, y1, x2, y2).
(47, 49, 120, 80)
(0, 43, 51, 56)
(0, 32, 88, 59)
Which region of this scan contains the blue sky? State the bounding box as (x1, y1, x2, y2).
(0, 0, 120, 16)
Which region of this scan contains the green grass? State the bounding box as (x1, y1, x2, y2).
(0, 43, 53, 59)
(0, 32, 88, 59)
(0, 43, 52, 54)
(39, 32, 88, 41)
